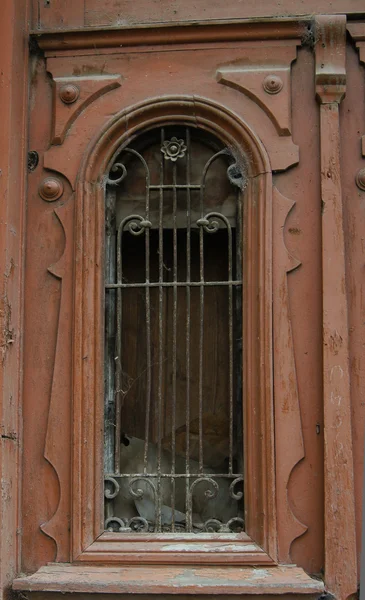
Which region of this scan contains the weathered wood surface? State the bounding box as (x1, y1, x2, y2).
(341, 34, 365, 578)
(315, 15, 357, 600)
(272, 187, 306, 562)
(1, 1, 364, 596)
(0, 1, 29, 599)
(13, 564, 324, 596)
(33, 0, 365, 31)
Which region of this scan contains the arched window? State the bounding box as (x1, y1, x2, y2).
(104, 126, 246, 534)
(70, 98, 275, 565)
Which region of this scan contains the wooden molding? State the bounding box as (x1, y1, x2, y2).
(0, 0, 30, 598)
(40, 201, 73, 561)
(347, 22, 365, 157)
(49, 74, 122, 145)
(13, 563, 324, 596)
(69, 96, 276, 564)
(32, 19, 307, 52)
(217, 45, 298, 137)
(315, 15, 357, 600)
(272, 187, 306, 562)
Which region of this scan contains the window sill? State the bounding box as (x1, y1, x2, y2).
(13, 564, 324, 597)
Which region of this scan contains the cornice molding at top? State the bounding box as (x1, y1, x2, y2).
(31, 18, 309, 53)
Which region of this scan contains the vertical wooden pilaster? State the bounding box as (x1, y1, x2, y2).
(315, 15, 357, 600)
(0, 0, 29, 598)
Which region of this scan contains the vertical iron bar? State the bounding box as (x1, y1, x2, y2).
(235, 198, 244, 476)
(171, 158, 178, 531)
(227, 222, 233, 475)
(198, 161, 204, 475)
(185, 128, 192, 531)
(104, 187, 116, 520)
(157, 128, 165, 532)
(114, 217, 123, 474)
(143, 165, 151, 476)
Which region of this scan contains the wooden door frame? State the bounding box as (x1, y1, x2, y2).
(0, 1, 30, 600)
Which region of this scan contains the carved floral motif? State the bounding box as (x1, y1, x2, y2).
(161, 137, 187, 161)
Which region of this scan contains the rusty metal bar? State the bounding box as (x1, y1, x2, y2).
(114, 217, 123, 474)
(185, 128, 192, 532)
(149, 184, 200, 190)
(228, 222, 234, 475)
(156, 127, 165, 532)
(143, 159, 152, 476)
(106, 280, 242, 289)
(171, 158, 178, 531)
(106, 472, 242, 478)
(104, 188, 116, 521)
(198, 175, 204, 476)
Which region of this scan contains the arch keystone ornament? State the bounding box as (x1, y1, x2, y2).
(315, 14, 357, 600)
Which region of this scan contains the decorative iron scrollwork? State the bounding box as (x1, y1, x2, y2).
(229, 477, 244, 500)
(104, 126, 245, 534)
(119, 215, 152, 236)
(196, 212, 230, 233)
(104, 476, 120, 499)
(107, 162, 127, 186)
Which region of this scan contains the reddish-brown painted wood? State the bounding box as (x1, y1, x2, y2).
(340, 40, 365, 577)
(0, 1, 29, 599)
(272, 186, 306, 562)
(13, 564, 324, 596)
(315, 15, 357, 600)
(1, 4, 365, 599)
(274, 46, 324, 575)
(70, 96, 275, 564)
(31, 0, 365, 31)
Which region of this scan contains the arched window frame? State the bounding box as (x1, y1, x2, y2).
(72, 96, 276, 565)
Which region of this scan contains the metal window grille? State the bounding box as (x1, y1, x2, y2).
(104, 126, 246, 534)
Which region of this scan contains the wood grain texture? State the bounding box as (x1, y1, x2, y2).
(40, 201, 73, 561)
(31, 0, 365, 31)
(0, 0, 29, 598)
(315, 15, 357, 600)
(13, 564, 324, 596)
(340, 40, 365, 578)
(273, 187, 307, 562)
(71, 96, 276, 563)
(217, 45, 298, 137)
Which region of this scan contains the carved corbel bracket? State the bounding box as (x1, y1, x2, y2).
(315, 15, 346, 104)
(315, 15, 357, 600)
(217, 68, 291, 136)
(216, 45, 298, 171)
(47, 62, 122, 145)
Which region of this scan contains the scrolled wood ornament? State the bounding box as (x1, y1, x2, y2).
(39, 177, 63, 202)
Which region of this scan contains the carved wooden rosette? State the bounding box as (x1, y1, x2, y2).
(315, 15, 357, 600)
